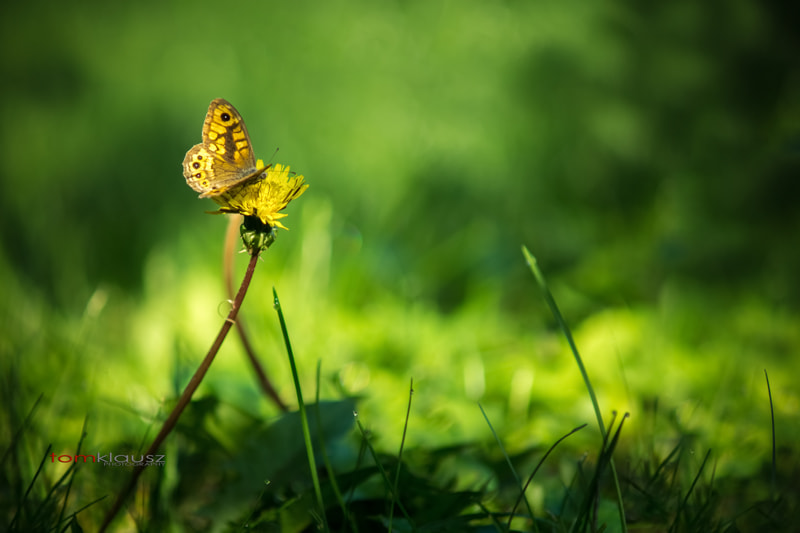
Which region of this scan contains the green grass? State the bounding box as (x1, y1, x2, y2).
(2, 243, 795, 532)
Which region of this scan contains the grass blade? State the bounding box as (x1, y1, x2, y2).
(388, 379, 415, 533)
(313, 361, 352, 530)
(477, 402, 536, 530)
(508, 423, 587, 532)
(764, 369, 776, 500)
(354, 418, 417, 531)
(272, 288, 329, 532)
(522, 245, 628, 533)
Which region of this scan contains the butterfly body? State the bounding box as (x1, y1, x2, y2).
(182, 98, 267, 199)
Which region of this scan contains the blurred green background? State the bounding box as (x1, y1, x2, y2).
(2, 0, 799, 526)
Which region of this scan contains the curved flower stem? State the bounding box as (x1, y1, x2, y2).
(98, 249, 261, 532)
(224, 215, 288, 411)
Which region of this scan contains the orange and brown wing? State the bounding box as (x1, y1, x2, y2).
(183, 99, 262, 198)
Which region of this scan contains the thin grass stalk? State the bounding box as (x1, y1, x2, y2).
(314, 361, 351, 527)
(559, 455, 587, 527)
(475, 500, 506, 533)
(507, 424, 587, 532)
(59, 495, 107, 533)
(478, 403, 536, 529)
(98, 249, 260, 532)
(388, 379, 414, 533)
(522, 246, 628, 533)
(55, 416, 89, 526)
(2, 393, 43, 531)
(36, 462, 76, 529)
(1, 394, 43, 468)
(346, 430, 370, 509)
(239, 483, 270, 530)
(573, 413, 628, 533)
(764, 369, 777, 500)
(272, 288, 329, 532)
(354, 418, 417, 531)
(669, 448, 711, 533)
(7, 444, 51, 531)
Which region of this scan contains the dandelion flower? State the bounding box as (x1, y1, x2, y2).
(214, 163, 308, 230)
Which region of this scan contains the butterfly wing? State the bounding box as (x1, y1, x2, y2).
(183, 99, 264, 198)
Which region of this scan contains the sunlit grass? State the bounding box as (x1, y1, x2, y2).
(2, 234, 797, 530)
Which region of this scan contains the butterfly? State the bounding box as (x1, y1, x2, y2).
(182, 98, 269, 199)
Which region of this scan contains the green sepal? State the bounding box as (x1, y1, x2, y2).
(240, 216, 276, 254)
